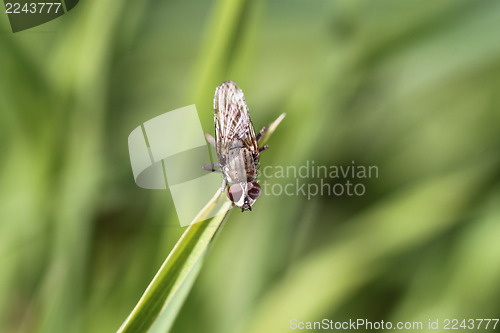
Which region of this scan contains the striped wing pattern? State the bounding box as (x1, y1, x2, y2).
(214, 81, 259, 164)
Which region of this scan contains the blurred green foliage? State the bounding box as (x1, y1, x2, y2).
(1, 0, 499, 332)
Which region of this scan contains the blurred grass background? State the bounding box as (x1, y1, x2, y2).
(1, 0, 500, 332)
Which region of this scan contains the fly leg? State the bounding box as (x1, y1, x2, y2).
(257, 126, 270, 153)
(205, 133, 216, 147)
(220, 177, 227, 192)
(202, 162, 221, 172)
(203, 134, 221, 172)
(256, 113, 286, 153)
(256, 126, 267, 143)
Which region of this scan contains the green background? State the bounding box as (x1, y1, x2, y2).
(1, 0, 499, 332)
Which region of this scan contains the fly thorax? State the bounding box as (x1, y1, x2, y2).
(224, 148, 249, 184)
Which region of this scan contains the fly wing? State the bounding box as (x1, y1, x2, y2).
(214, 81, 259, 164)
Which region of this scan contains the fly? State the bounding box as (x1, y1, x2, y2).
(204, 81, 269, 212)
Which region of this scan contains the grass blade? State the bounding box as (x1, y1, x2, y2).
(117, 113, 285, 333)
(117, 191, 232, 333)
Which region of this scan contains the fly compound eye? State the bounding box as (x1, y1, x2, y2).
(248, 182, 261, 200)
(227, 184, 243, 203)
